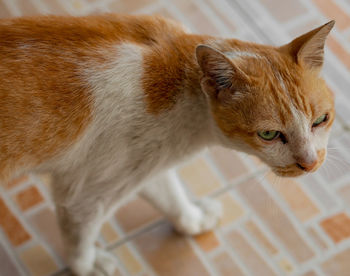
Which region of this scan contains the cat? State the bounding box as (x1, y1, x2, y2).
(0, 14, 334, 276)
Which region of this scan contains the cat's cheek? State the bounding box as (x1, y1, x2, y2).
(312, 128, 330, 152)
(254, 142, 292, 169)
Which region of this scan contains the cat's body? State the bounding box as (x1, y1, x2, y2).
(0, 14, 334, 276)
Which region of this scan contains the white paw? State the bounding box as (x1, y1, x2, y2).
(173, 198, 222, 235)
(91, 249, 117, 276)
(70, 248, 117, 276)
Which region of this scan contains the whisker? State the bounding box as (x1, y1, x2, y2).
(322, 155, 350, 176)
(327, 154, 350, 166)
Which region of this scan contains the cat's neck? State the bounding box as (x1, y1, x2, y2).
(142, 33, 209, 113)
(140, 34, 222, 156)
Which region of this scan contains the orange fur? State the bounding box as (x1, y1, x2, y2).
(196, 23, 334, 157)
(0, 14, 334, 180)
(0, 14, 198, 180)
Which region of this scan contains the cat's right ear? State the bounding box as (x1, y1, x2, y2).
(279, 20, 335, 70)
(196, 45, 248, 100)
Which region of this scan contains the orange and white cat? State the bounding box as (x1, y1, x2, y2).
(0, 14, 334, 276)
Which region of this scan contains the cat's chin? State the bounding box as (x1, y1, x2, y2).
(272, 168, 306, 178)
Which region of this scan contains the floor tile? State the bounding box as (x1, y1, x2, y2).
(15, 185, 44, 211)
(1, 0, 350, 275)
(320, 213, 350, 243)
(19, 245, 58, 276)
(226, 230, 277, 276)
(322, 248, 350, 276)
(178, 157, 222, 197)
(115, 197, 161, 233)
(237, 178, 314, 263)
(0, 197, 31, 246)
(133, 223, 211, 276)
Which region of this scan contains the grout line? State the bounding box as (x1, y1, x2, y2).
(188, 238, 220, 276)
(0, 232, 28, 276)
(210, 167, 268, 198)
(106, 219, 167, 250)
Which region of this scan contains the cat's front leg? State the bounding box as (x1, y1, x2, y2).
(52, 173, 116, 276)
(141, 170, 222, 235)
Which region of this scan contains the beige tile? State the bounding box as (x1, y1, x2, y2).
(311, 0, 350, 30)
(303, 174, 336, 210)
(71, 0, 84, 11)
(113, 268, 122, 276)
(193, 231, 219, 252)
(267, 174, 319, 222)
(174, 0, 220, 35)
(151, 7, 176, 19)
(258, 0, 307, 22)
(217, 193, 244, 226)
(327, 36, 350, 70)
(134, 223, 210, 276)
(101, 222, 119, 245)
(0, 242, 22, 276)
(210, 146, 249, 181)
(115, 197, 161, 233)
(19, 245, 58, 276)
(17, 0, 41, 16)
(237, 178, 314, 263)
(279, 258, 294, 274)
(4, 175, 29, 189)
(302, 271, 317, 276)
(202, 0, 236, 31)
(29, 208, 64, 258)
(307, 227, 328, 250)
(108, 0, 158, 13)
(212, 251, 244, 276)
(0, 1, 12, 18)
(113, 245, 142, 275)
(226, 230, 277, 276)
(43, 0, 68, 15)
(289, 18, 321, 38)
(245, 220, 278, 255)
(37, 173, 52, 190)
(178, 157, 222, 197)
(322, 248, 350, 276)
(338, 184, 350, 207)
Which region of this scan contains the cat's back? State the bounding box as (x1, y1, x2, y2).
(0, 14, 187, 181)
(0, 14, 185, 50)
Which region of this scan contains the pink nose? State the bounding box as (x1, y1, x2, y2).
(296, 160, 317, 172)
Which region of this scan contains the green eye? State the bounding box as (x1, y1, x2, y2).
(313, 114, 328, 127)
(258, 130, 280, 141)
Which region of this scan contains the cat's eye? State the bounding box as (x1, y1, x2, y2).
(312, 114, 328, 128)
(257, 130, 280, 141)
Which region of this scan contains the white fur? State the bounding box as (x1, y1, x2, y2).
(34, 41, 330, 276)
(45, 43, 221, 276)
(225, 50, 261, 59)
(141, 170, 222, 235)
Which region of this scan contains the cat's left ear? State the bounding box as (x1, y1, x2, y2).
(196, 45, 249, 99)
(279, 20, 335, 70)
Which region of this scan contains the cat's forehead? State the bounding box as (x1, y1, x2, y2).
(225, 49, 333, 128)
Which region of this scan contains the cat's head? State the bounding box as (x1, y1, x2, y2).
(196, 21, 335, 177)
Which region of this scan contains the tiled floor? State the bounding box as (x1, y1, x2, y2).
(1, 0, 350, 275)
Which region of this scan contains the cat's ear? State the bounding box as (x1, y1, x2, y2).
(280, 20, 335, 70)
(196, 45, 248, 98)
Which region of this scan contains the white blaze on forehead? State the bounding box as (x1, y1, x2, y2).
(224, 51, 261, 59)
(274, 71, 287, 94)
(274, 70, 318, 162)
(274, 71, 308, 132)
